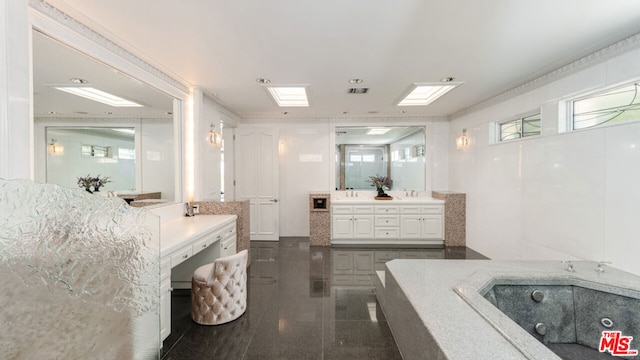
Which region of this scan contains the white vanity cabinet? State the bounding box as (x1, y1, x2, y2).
(374, 205, 400, 239)
(159, 215, 237, 342)
(399, 205, 444, 240)
(159, 258, 172, 341)
(220, 222, 237, 257)
(331, 200, 444, 245)
(331, 205, 375, 240)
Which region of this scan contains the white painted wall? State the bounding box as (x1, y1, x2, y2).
(279, 121, 332, 236)
(449, 47, 640, 276)
(0, 0, 31, 180)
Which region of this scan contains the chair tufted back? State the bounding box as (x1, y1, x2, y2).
(191, 249, 248, 325)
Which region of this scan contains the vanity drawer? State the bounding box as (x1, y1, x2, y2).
(353, 206, 374, 214)
(375, 215, 399, 227)
(192, 234, 214, 253)
(375, 228, 399, 239)
(400, 205, 421, 214)
(222, 223, 236, 237)
(375, 206, 399, 214)
(332, 205, 353, 215)
(421, 206, 443, 214)
(170, 246, 193, 268)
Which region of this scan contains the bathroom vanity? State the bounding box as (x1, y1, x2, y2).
(331, 197, 445, 246)
(159, 214, 237, 341)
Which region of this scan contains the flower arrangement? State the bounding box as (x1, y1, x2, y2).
(77, 174, 111, 193)
(369, 175, 392, 190)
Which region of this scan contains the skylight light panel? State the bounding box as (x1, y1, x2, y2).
(265, 86, 309, 107)
(397, 82, 463, 107)
(54, 87, 143, 107)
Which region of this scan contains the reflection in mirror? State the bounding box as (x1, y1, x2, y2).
(335, 126, 425, 191)
(33, 30, 177, 205)
(46, 127, 136, 191)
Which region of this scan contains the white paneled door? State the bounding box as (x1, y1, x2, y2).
(235, 127, 279, 241)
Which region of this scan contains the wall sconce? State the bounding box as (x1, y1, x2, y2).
(456, 128, 470, 149)
(207, 123, 221, 147)
(48, 139, 64, 155)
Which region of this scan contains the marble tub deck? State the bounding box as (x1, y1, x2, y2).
(375, 260, 640, 359)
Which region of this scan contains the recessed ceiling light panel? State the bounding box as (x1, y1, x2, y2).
(264, 85, 309, 107)
(397, 82, 463, 106)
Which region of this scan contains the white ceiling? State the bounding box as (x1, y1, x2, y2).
(42, 0, 640, 119)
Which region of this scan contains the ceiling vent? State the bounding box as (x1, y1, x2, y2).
(348, 88, 369, 94)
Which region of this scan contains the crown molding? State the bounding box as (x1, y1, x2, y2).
(451, 31, 640, 119)
(29, 0, 189, 95)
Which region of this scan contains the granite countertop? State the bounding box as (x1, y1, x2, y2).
(384, 260, 640, 359)
(160, 214, 236, 257)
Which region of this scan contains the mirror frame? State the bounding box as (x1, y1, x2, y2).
(29, 5, 189, 205)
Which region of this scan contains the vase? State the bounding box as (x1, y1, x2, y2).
(377, 188, 385, 197)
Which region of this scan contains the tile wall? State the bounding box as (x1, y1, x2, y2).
(449, 46, 640, 276)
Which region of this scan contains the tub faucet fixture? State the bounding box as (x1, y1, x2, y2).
(562, 260, 575, 272)
(595, 261, 612, 273)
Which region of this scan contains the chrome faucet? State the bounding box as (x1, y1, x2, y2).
(595, 261, 612, 273)
(562, 260, 575, 272)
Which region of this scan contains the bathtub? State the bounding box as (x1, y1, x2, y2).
(455, 272, 640, 360)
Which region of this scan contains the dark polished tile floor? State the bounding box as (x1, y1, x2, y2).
(161, 238, 488, 360)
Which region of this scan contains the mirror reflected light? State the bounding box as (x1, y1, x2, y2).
(54, 86, 144, 107)
(47, 139, 64, 155)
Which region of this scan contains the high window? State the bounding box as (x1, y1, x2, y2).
(571, 82, 640, 131)
(497, 113, 541, 142)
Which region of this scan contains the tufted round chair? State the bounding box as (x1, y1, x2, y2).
(191, 249, 248, 325)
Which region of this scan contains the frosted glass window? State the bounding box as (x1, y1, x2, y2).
(572, 82, 640, 130)
(362, 154, 376, 162)
(344, 146, 387, 189)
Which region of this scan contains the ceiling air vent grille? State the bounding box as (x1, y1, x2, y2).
(348, 88, 369, 94)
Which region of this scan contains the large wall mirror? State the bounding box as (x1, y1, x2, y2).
(32, 29, 180, 206)
(335, 126, 426, 191)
